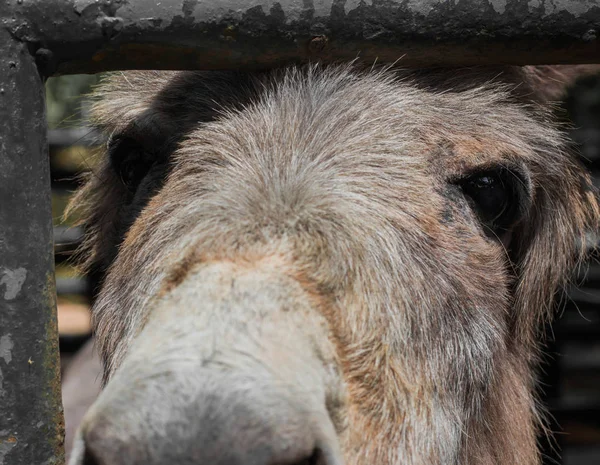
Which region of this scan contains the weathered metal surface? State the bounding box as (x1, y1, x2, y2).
(2, 0, 600, 76)
(0, 30, 64, 465)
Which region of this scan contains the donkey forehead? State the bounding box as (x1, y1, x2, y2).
(179, 104, 546, 207)
(106, 68, 545, 176)
(132, 75, 537, 246)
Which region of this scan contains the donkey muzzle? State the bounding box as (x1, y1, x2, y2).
(69, 261, 345, 465)
(72, 372, 341, 465)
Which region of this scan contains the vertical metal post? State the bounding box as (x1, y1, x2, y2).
(0, 33, 64, 465)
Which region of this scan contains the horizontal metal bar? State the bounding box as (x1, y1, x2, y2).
(551, 404, 600, 428)
(56, 277, 89, 296)
(553, 313, 600, 338)
(557, 345, 600, 370)
(562, 447, 600, 465)
(54, 226, 83, 246)
(48, 128, 99, 147)
(4, 0, 600, 75)
(568, 287, 600, 304)
(54, 226, 83, 262)
(59, 333, 92, 354)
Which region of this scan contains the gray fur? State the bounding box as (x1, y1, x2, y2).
(65, 64, 599, 465)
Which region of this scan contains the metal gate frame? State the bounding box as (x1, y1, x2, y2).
(1, 1, 600, 464)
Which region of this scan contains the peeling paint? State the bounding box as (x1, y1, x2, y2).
(345, 0, 371, 10)
(543, 0, 599, 16)
(0, 434, 17, 465)
(312, 0, 334, 17)
(188, 0, 335, 24)
(489, 0, 507, 14)
(0, 267, 27, 300)
(406, 0, 439, 16)
(73, 0, 97, 15)
(6, 0, 600, 73)
(0, 335, 13, 364)
(192, 1, 289, 22)
(182, 0, 198, 17)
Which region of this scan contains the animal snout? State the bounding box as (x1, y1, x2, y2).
(73, 372, 342, 465)
(69, 263, 344, 465)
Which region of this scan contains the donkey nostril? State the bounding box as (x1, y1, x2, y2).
(81, 450, 102, 465)
(292, 448, 324, 465)
(82, 447, 102, 465)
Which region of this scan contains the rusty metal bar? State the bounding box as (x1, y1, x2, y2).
(0, 30, 64, 465)
(3, 0, 600, 76)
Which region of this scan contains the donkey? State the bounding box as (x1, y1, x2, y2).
(65, 64, 599, 465)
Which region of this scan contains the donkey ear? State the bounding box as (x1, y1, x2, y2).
(520, 65, 600, 103)
(66, 72, 180, 275)
(510, 155, 599, 345)
(507, 65, 600, 346)
(68, 70, 257, 277)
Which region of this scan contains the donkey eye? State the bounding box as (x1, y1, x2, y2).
(458, 167, 526, 237)
(109, 136, 154, 192)
(118, 153, 148, 190)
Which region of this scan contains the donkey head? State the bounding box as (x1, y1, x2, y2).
(68, 65, 599, 465)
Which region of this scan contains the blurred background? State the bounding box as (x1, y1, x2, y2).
(47, 75, 99, 362)
(48, 73, 600, 465)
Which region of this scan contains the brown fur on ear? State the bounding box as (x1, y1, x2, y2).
(504, 66, 600, 349)
(65, 71, 180, 276)
(65, 71, 258, 277)
(521, 65, 600, 102)
(511, 153, 600, 348)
